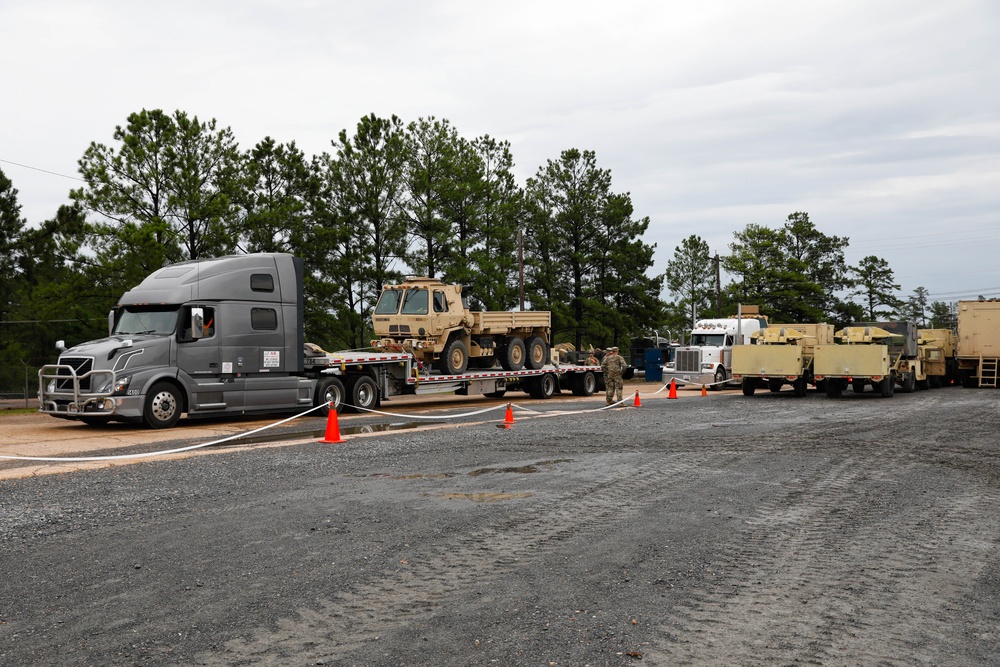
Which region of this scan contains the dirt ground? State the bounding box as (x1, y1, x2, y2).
(3, 383, 1000, 666)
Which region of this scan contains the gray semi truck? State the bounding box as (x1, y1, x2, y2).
(38, 253, 600, 428)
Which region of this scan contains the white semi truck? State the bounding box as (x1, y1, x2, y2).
(662, 306, 767, 390)
(38, 253, 603, 428)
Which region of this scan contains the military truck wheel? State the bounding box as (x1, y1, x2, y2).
(742, 378, 757, 396)
(792, 377, 808, 397)
(710, 367, 726, 391)
(500, 337, 526, 371)
(767, 378, 783, 393)
(901, 371, 916, 393)
(350, 375, 379, 411)
(879, 375, 894, 397)
(852, 378, 866, 394)
(144, 382, 182, 429)
(529, 373, 557, 399)
(438, 339, 469, 374)
(525, 336, 548, 370)
(315, 376, 346, 415)
(571, 371, 597, 396)
(825, 379, 843, 398)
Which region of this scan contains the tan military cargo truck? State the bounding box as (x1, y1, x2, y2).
(371, 277, 552, 374)
(918, 328, 958, 388)
(732, 323, 835, 397)
(956, 299, 1000, 388)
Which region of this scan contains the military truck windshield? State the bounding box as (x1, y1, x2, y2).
(114, 306, 179, 335)
(374, 289, 403, 315)
(400, 288, 429, 315)
(690, 333, 726, 346)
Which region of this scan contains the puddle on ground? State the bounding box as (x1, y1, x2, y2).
(433, 492, 534, 503)
(467, 459, 574, 476)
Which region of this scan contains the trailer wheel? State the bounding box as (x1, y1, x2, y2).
(315, 376, 346, 415)
(500, 337, 526, 371)
(792, 377, 808, 397)
(349, 375, 379, 411)
(525, 336, 548, 370)
(879, 375, 894, 397)
(767, 378, 783, 393)
(144, 382, 182, 429)
(901, 371, 916, 393)
(529, 373, 557, 399)
(571, 371, 597, 396)
(742, 378, 757, 396)
(852, 378, 866, 394)
(438, 339, 469, 374)
(825, 379, 843, 398)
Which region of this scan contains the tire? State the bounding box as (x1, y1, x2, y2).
(852, 378, 866, 394)
(571, 371, 597, 396)
(144, 381, 182, 429)
(500, 337, 526, 371)
(928, 375, 941, 389)
(825, 379, 842, 398)
(767, 378, 783, 393)
(315, 376, 346, 415)
(742, 378, 757, 396)
(710, 367, 726, 391)
(901, 371, 916, 393)
(438, 338, 469, 374)
(792, 377, 808, 397)
(879, 375, 894, 398)
(350, 375, 379, 411)
(525, 336, 548, 370)
(80, 416, 112, 426)
(528, 373, 557, 399)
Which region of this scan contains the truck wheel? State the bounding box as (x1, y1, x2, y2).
(438, 339, 469, 374)
(742, 378, 757, 396)
(315, 376, 346, 415)
(879, 375, 894, 397)
(144, 382, 182, 429)
(525, 336, 548, 370)
(852, 378, 866, 394)
(792, 377, 808, 397)
(929, 375, 941, 389)
(500, 337, 526, 371)
(529, 373, 557, 399)
(825, 379, 842, 398)
(767, 378, 783, 393)
(901, 371, 916, 393)
(710, 367, 726, 391)
(350, 375, 379, 411)
(571, 371, 597, 396)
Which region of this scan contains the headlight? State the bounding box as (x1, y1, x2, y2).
(97, 375, 131, 394)
(701, 363, 713, 370)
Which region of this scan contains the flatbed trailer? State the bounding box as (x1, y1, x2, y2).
(306, 348, 603, 413)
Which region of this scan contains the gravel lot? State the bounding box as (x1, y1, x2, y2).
(2, 384, 1000, 666)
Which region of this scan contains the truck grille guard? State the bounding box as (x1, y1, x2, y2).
(38, 361, 117, 416)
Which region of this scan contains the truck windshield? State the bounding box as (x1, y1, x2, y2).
(400, 288, 429, 315)
(690, 333, 726, 346)
(113, 306, 180, 335)
(374, 289, 403, 315)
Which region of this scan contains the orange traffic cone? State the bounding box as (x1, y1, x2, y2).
(668, 379, 678, 399)
(701, 385, 707, 397)
(503, 402, 515, 429)
(633, 390, 642, 407)
(318, 403, 343, 443)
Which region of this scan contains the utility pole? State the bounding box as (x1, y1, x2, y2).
(714, 253, 722, 316)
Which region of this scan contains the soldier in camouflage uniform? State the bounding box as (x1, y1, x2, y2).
(600, 346, 627, 405)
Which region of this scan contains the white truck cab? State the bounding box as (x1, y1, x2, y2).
(664, 307, 766, 390)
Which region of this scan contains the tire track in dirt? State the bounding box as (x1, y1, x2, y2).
(644, 451, 1000, 666)
(194, 451, 732, 665)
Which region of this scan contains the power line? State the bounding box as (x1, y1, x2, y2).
(0, 158, 82, 182)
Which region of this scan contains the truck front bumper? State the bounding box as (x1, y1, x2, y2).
(663, 370, 714, 386)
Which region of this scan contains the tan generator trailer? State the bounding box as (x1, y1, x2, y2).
(371, 277, 552, 374)
(732, 323, 835, 397)
(814, 321, 926, 398)
(956, 299, 1000, 388)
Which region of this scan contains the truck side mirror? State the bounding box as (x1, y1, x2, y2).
(56, 340, 66, 352)
(191, 307, 205, 340)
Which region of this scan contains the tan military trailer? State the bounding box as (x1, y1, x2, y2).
(814, 321, 926, 398)
(918, 328, 958, 387)
(732, 323, 835, 397)
(371, 277, 552, 374)
(956, 299, 1000, 388)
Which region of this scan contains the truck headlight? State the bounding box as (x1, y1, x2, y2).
(701, 363, 713, 370)
(97, 375, 131, 394)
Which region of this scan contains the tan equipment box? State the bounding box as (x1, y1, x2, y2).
(956, 300, 1000, 387)
(732, 323, 835, 397)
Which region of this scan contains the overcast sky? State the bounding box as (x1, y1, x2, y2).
(2, 0, 998, 304)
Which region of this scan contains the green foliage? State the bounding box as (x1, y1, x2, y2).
(665, 235, 714, 327)
(850, 255, 901, 320)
